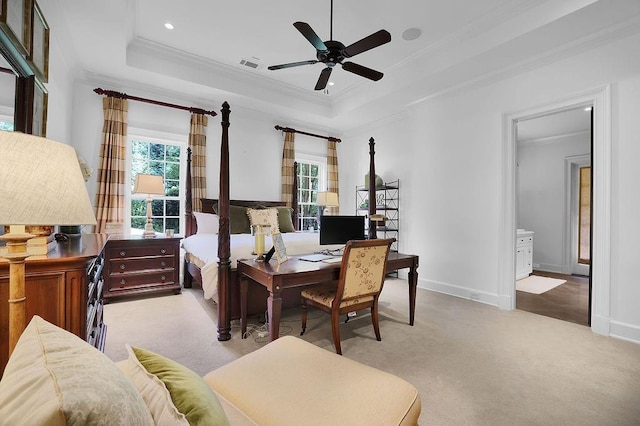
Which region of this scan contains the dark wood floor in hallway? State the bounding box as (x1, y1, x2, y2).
(516, 271, 590, 326)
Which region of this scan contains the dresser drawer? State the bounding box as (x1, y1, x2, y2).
(109, 256, 175, 273)
(108, 244, 176, 259)
(109, 270, 176, 290)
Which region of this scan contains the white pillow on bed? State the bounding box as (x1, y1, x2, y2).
(247, 208, 280, 233)
(194, 212, 219, 234)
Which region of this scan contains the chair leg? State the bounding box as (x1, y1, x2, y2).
(371, 300, 381, 342)
(331, 312, 342, 355)
(300, 300, 308, 336)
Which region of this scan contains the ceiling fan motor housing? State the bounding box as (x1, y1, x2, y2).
(317, 40, 346, 66)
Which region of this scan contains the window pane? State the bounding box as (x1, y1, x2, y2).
(131, 199, 146, 216)
(166, 218, 180, 234)
(150, 161, 164, 176)
(131, 217, 146, 231)
(166, 145, 180, 162)
(166, 180, 180, 197)
(150, 143, 164, 160)
(166, 200, 180, 216)
(166, 162, 180, 180)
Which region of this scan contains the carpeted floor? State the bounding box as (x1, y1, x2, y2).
(104, 279, 640, 425)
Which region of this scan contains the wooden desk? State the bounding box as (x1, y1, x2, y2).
(237, 252, 419, 341)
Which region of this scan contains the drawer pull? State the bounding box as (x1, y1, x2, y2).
(120, 264, 126, 270)
(161, 275, 166, 281)
(160, 261, 166, 267)
(119, 251, 126, 257)
(120, 279, 126, 285)
(161, 249, 167, 254)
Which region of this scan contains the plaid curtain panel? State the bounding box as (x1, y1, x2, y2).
(94, 97, 128, 233)
(327, 140, 339, 215)
(281, 131, 295, 207)
(188, 113, 208, 212)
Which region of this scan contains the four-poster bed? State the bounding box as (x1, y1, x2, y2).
(182, 102, 381, 341)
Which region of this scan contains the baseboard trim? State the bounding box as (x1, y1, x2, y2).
(609, 320, 640, 345)
(417, 278, 498, 307)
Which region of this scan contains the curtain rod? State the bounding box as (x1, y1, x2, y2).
(93, 88, 217, 117)
(275, 125, 341, 143)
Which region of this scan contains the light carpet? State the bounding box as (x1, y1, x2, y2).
(103, 279, 640, 425)
(516, 274, 566, 294)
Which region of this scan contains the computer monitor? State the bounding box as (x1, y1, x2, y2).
(319, 215, 366, 245)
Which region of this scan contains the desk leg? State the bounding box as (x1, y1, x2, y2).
(240, 276, 248, 338)
(267, 289, 283, 341)
(408, 264, 418, 326)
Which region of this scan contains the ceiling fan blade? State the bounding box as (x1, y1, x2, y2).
(343, 30, 391, 58)
(294, 22, 328, 51)
(342, 62, 383, 81)
(268, 60, 319, 70)
(314, 67, 332, 91)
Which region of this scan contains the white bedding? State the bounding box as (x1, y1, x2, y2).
(181, 232, 342, 300)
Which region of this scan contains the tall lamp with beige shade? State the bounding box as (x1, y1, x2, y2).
(133, 173, 165, 238)
(316, 191, 339, 217)
(0, 131, 97, 355)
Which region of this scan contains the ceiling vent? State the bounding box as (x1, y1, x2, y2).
(239, 58, 262, 70)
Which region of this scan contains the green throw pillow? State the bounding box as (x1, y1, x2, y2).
(213, 204, 251, 234)
(131, 346, 230, 426)
(275, 206, 295, 232)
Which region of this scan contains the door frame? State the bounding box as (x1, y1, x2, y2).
(499, 85, 611, 336)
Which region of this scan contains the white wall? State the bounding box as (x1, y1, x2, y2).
(341, 31, 640, 343)
(517, 134, 591, 272)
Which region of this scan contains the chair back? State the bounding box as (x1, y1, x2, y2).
(335, 238, 395, 306)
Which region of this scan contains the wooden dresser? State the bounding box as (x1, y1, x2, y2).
(103, 236, 181, 302)
(0, 233, 109, 374)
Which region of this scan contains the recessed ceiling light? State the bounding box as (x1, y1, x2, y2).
(328, 82, 334, 86)
(584, 106, 592, 111)
(164, 22, 174, 30)
(402, 27, 422, 41)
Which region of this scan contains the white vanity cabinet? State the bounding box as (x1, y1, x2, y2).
(516, 230, 534, 280)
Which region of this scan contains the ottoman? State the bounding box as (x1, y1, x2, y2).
(204, 336, 421, 425)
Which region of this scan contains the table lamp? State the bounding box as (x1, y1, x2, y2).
(252, 224, 271, 262)
(133, 173, 165, 238)
(316, 191, 339, 217)
(0, 131, 97, 355)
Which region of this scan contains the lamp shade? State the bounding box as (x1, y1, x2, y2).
(316, 191, 339, 207)
(133, 174, 165, 195)
(0, 131, 97, 226)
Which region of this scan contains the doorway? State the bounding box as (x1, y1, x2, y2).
(499, 85, 611, 337)
(514, 106, 592, 325)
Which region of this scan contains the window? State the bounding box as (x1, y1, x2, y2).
(296, 154, 327, 231)
(128, 133, 186, 236)
(578, 166, 591, 264)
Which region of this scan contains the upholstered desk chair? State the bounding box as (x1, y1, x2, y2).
(300, 238, 395, 355)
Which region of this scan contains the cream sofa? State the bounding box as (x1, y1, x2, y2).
(0, 316, 421, 425)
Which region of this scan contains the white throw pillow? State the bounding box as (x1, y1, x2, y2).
(194, 211, 219, 234)
(247, 208, 279, 233)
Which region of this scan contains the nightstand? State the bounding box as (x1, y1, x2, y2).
(103, 236, 181, 302)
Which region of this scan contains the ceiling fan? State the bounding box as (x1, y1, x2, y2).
(267, 0, 391, 91)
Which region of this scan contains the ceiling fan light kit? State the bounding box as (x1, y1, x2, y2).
(268, 0, 391, 90)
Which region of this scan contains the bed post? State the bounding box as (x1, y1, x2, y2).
(183, 147, 194, 288)
(217, 101, 232, 341)
(368, 137, 377, 239)
(292, 161, 299, 230)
